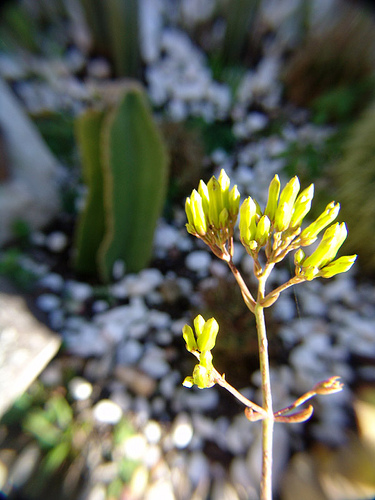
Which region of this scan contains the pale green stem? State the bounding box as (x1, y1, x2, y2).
(228, 259, 256, 312)
(256, 267, 274, 500)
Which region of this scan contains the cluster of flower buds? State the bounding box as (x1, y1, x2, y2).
(295, 222, 357, 280)
(185, 169, 240, 256)
(239, 175, 315, 256)
(182, 315, 219, 389)
(185, 170, 357, 281)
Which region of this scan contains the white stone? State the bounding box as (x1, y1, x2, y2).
(0, 78, 61, 245)
(65, 281, 92, 302)
(185, 250, 212, 275)
(188, 451, 210, 486)
(36, 293, 61, 312)
(144, 420, 162, 444)
(69, 377, 93, 400)
(148, 310, 171, 329)
(117, 339, 143, 365)
(172, 413, 194, 449)
(93, 399, 123, 425)
(123, 434, 148, 460)
(38, 273, 64, 292)
(45, 231, 67, 252)
(145, 479, 175, 500)
(139, 347, 170, 379)
(92, 300, 109, 313)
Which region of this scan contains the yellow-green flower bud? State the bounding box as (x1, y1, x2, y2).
(318, 254, 357, 278)
(239, 197, 257, 245)
(191, 190, 208, 236)
(183, 376, 194, 388)
(264, 174, 280, 221)
(218, 169, 230, 208)
(300, 201, 340, 245)
(207, 176, 221, 227)
(302, 223, 347, 270)
(274, 176, 300, 230)
(198, 180, 209, 214)
(182, 324, 197, 352)
(197, 317, 219, 352)
(274, 202, 291, 232)
(194, 314, 205, 336)
(290, 184, 314, 228)
(255, 215, 271, 247)
(228, 185, 240, 219)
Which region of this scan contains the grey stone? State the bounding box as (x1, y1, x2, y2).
(0, 292, 61, 418)
(0, 78, 61, 245)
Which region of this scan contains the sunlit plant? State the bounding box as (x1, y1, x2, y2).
(182, 169, 356, 500)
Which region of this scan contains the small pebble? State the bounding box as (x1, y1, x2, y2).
(93, 399, 123, 425)
(36, 293, 60, 312)
(172, 413, 194, 449)
(45, 231, 68, 252)
(69, 377, 93, 400)
(185, 250, 212, 275)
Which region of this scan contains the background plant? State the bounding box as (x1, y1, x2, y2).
(73, 83, 169, 282)
(330, 101, 375, 276)
(182, 169, 356, 499)
(79, 0, 141, 78)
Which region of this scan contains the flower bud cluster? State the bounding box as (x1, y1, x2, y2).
(182, 315, 219, 389)
(185, 169, 240, 255)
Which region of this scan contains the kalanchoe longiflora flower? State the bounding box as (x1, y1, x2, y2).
(274, 176, 300, 232)
(185, 169, 240, 250)
(182, 315, 219, 389)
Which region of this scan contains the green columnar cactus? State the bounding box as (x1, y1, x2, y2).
(73, 110, 106, 275)
(182, 170, 356, 499)
(80, 0, 141, 78)
(73, 85, 169, 281)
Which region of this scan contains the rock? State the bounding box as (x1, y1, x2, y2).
(139, 346, 170, 379)
(143, 420, 162, 444)
(0, 292, 61, 418)
(185, 250, 212, 276)
(171, 413, 194, 449)
(35, 293, 61, 312)
(68, 377, 93, 401)
(117, 339, 143, 365)
(115, 366, 156, 398)
(93, 399, 123, 425)
(0, 78, 61, 245)
(45, 231, 68, 253)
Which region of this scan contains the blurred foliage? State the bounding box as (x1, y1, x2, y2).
(33, 113, 76, 167)
(160, 121, 205, 206)
(0, 1, 40, 52)
(281, 389, 375, 500)
(0, 0, 70, 56)
(0, 248, 38, 290)
(79, 0, 141, 78)
(311, 79, 375, 125)
(330, 102, 375, 276)
(187, 117, 236, 154)
(1, 376, 139, 500)
(283, 4, 375, 119)
(212, 0, 261, 71)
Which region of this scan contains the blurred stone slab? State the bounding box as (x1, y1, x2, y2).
(0, 77, 61, 245)
(0, 291, 61, 418)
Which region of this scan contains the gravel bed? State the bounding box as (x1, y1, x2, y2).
(1, 1, 375, 499)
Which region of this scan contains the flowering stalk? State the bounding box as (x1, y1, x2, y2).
(181, 170, 356, 500)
